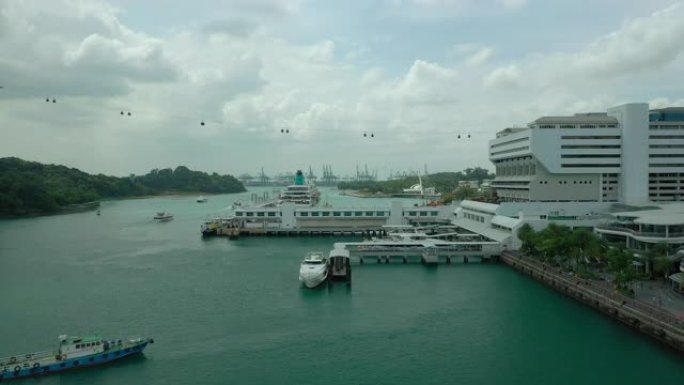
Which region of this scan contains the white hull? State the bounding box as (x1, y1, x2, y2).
(299, 267, 328, 288)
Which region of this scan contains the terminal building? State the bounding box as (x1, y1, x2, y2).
(452, 103, 684, 260)
(488, 104, 684, 205)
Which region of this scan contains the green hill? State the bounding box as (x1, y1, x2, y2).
(0, 157, 246, 216)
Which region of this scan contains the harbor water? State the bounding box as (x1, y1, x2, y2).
(1, 188, 683, 384)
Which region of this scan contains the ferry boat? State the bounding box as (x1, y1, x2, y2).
(279, 170, 320, 206)
(0, 335, 154, 380)
(153, 212, 173, 222)
(299, 251, 328, 288)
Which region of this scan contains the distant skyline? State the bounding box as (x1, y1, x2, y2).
(2, 0, 684, 177)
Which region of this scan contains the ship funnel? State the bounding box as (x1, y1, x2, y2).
(294, 170, 305, 185)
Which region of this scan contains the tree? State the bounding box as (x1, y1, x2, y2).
(607, 248, 638, 291)
(653, 255, 672, 281)
(517, 224, 539, 258)
(647, 242, 669, 279)
(0, 157, 246, 216)
(453, 186, 476, 200)
(569, 228, 600, 273)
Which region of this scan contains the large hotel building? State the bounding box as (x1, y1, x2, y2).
(446, 103, 684, 263)
(488, 104, 684, 205)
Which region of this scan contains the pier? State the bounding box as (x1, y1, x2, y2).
(501, 251, 684, 353)
(203, 201, 457, 238)
(331, 233, 502, 265)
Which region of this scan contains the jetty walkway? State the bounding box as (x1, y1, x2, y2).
(502, 251, 684, 352)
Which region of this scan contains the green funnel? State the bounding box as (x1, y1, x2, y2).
(294, 170, 305, 185)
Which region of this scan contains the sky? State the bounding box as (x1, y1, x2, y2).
(2, 0, 684, 179)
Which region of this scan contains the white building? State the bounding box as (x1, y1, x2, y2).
(448, 103, 684, 257)
(489, 104, 684, 205)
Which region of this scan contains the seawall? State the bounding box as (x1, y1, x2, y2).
(501, 251, 684, 353)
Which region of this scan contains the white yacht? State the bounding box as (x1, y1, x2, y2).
(299, 251, 328, 288)
(196, 196, 208, 203)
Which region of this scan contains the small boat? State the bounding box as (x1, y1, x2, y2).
(299, 251, 328, 288)
(153, 212, 173, 222)
(0, 334, 154, 380)
(196, 196, 208, 203)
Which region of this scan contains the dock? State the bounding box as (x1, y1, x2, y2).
(331, 231, 502, 265)
(203, 201, 457, 238)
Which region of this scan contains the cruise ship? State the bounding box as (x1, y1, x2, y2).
(278, 170, 320, 206)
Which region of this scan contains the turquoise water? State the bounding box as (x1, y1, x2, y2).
(1, 188, 683, 384)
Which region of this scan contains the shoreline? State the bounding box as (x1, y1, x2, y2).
(501, 251, 684, 353)
(0, 190, 246, 219)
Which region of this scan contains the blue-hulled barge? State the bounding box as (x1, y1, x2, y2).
(0, 335, 154, 381)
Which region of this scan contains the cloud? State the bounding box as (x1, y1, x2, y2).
(2, 0, 684, 177)
(569, 4, 684, 77)
(63, 33, 177, 82)
(201, 18, 259, 38)
(466, 46, 494, 66)
(307, 40, 336, 63)
(483, 65, 520, 88)
(0, 0, 178, 99)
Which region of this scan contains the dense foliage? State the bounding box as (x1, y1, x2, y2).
(0, 157, 245, 216)
(517, 223, 674, 293)
(337, 167, 494, 194)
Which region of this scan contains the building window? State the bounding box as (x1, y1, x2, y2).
(322, 212, 330, 216)
(300, 212, 308, 217)
(333, 212, 341, 217)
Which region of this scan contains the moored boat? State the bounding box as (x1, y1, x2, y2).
(299, 251, 328, 288)
(279, 170, 320, 207)
(0, 334, 154, 381)
(153, 212, 173, 222)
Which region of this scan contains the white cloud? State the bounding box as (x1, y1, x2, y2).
(569, 3, 684, 77)
(466, 46, 494, 66)
(2, 0, 684, 177)
(307, 40, 335, 63)
(483, 65, 520, 88)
